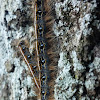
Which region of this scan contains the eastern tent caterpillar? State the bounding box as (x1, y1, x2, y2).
(19, 0, 59, 100)
(35, 0, 58, 100)
(18, 41, 40, 90)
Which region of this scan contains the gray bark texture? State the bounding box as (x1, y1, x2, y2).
(0, 0, 100, 100)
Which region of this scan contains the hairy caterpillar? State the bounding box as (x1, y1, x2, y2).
(18, 41, 40, 90)
(18, 0, 59, 100)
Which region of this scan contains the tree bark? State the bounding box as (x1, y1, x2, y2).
(0, 0, 100, 100)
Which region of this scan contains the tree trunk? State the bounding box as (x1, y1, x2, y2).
(0, 0, 100, 100)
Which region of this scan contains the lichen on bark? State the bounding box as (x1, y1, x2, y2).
(54, 0, 100, 100)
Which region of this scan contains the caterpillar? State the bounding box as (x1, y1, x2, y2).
(18, 40, 40, 90)
(18, 0, 59, 100)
